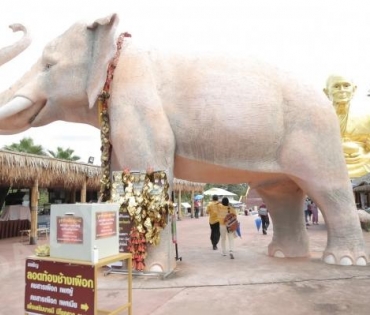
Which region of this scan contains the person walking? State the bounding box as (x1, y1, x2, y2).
(205, 194, 220, 250)
(218, 197, 237, 259)
(194, 199, 201, 218)
(258, 204, 270, 235)
(310, 201, 319, 225)
(304, 198, 311, 226)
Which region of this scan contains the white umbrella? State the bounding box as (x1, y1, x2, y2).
(203, 187, 237, 196)
(229, 199, 243, 206)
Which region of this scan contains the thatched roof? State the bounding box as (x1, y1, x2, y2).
(352, 173, 370, 192)
(353, 186, 370, 192)
(353, 181, 370, 192)
(0, 150, 101, 189)
(0, 150, 205, 192)
(352, 173, 370, 186)
(173, 178, 205, 192)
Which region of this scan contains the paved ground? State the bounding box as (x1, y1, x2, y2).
(1, 212, 370, 315)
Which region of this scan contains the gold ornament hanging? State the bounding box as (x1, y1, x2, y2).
(116, 169, 174, 270)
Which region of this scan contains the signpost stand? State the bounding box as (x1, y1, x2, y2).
(25, 253, 132, 315)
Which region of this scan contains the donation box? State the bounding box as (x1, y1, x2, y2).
(50, 203, 120, 262)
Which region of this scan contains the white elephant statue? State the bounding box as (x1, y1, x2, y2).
(0, 13, 368, 267)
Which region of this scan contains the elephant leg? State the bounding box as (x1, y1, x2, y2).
(297, 180, 368, 266)
(278, 130, 368, 266)
(255, 179, 309, 258)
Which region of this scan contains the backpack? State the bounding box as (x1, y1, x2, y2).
(224, 210, 238, 232)
(258, 207, 268, 216)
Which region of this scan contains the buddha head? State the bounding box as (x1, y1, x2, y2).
(324, 74, 357, 104)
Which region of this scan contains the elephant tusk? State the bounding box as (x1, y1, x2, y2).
(0, 97, 33, 119)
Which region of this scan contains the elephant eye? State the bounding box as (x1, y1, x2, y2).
(44, 63, 53, 71)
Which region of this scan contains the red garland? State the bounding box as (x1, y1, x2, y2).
(127, 226, 147, 271)
(101, 32, 131, 103)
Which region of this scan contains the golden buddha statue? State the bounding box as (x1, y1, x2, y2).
(324, 74, 370, 178)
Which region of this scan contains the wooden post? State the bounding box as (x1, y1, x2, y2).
(178, 189, 182, 220)
(191, 190, 195, 218)
(70, 189, 76, 203)
(29, 179, 39, 245)
(81, 178, 87, 203)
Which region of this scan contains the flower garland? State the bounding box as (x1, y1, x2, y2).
(128, 227, 147, 271)
(98, 93, 111, 202)
(98, 32, 130, 202)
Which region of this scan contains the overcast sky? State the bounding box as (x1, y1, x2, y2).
(1, 0, 370, 164)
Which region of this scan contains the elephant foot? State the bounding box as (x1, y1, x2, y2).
(322, 223, 368, 266)
(323, 249, 368, 266)
(272, 250, 285, 258)
(267, 236, 310, 259)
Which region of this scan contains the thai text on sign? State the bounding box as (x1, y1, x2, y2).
(25, 259, 95, 315)
(57, 216, 83, 244)
(95, 211, 117, 239)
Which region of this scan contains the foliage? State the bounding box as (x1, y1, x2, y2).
(47, 147, 80, 161)
(38, 188, 49, 205)
(3, 137, 46, 155)
(2, 137, 81, 162)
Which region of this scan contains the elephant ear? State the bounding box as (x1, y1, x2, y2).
(86, 13, 119, 109)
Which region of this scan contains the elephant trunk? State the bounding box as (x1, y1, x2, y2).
(0, 24, 31, 67)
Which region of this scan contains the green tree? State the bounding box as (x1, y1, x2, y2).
(2, 137, 46, 155)
(47, 147, 80, 161)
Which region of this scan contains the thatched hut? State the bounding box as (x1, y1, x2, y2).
(172, 178, 204, 192)
(352, 174, 370, 209)
(0, 149, 205, 239)
(0, 149, 205, 202)
(172, 178, 205, 218)
(0, 149, 101, 190)
(0, 149, 102, 241)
